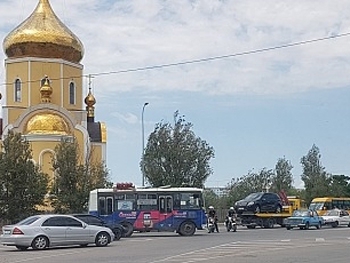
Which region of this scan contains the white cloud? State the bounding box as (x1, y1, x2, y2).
(2, 0, 350, 185)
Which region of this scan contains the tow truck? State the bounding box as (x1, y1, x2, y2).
(237, 196, 305, 229)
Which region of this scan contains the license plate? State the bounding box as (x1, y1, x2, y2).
(3, 230, 11, 235)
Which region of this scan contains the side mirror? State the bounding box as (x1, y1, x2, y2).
(82, 223, 87, 229)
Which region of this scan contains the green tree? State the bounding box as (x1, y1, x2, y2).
(227, 168, 274, 203)
(270, 157, 294, 193)
(328, 174, 350, 197)
(300, 144, 330, 205)
(0, 131, 48, 223)
(142, 111, 214, 188)
(51, 138, 111, 213)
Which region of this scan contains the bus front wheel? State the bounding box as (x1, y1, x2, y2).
(178, 221, 196, 236)
(122, 222, 134, 237)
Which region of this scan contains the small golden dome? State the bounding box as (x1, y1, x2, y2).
(84, 88, 96, 107)
(3, 0, 84, 63)
(40, 76, 53, 103)
(25, 112, 70, 135)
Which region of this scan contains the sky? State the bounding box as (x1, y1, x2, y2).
(1, 0, 350, 188)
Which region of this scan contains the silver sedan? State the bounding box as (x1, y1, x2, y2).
(1, 214, 115, 250)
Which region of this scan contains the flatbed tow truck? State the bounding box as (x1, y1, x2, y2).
(237, 196, 304, 229)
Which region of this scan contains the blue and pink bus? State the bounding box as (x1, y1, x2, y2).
(88, 185, 207, 236)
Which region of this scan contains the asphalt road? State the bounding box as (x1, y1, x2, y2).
(1, 224, 349, 263)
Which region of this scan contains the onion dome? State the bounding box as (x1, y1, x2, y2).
(85, 87, 96, 119)
(40, 76, 53, 103)
(3, 0, 84, 63)
(25, 112, 70, 135)
(84, 88, 96, 107)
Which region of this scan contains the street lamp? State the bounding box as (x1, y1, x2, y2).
(141, 102, 149, 186)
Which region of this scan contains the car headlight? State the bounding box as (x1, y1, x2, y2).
(247, 201, 255, 206)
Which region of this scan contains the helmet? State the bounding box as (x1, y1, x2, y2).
(230, 207, 234, 210)
(209, 206, 214, 209)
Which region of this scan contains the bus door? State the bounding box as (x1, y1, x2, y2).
(158, 195, 173, 229)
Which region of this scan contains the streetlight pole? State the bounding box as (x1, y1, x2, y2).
(141, 102, 149, 186)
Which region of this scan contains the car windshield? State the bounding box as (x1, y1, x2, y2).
(17, 216, 41, 225)
(292, 210, 309, 217)
(244, 193, 263, 201)
(325, 210, 340, 216)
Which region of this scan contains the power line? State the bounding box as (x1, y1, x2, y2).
(1, 32, 350, 88)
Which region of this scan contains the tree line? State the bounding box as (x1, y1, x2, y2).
(205, 145, 350, 210)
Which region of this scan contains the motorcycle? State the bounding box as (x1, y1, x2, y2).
(207, 216, 216, 233)
(225, 215, 237, 232)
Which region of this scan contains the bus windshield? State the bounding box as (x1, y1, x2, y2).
(309, 201, 324, 211)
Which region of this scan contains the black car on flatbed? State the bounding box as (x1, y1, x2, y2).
(72, 214, 126, 240)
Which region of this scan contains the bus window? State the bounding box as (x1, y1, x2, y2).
(180, 193, 201, 209)
(159, 196, 166, 213)
(166, 196, 173, 213)
(99, 197, 106, 215)
(137, 194, 157, 210)
(106, 197, 113, 214)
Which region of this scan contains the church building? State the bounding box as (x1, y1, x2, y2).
(0, 0, 107, 187)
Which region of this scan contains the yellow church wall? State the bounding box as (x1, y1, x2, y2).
(6, 62, 29, 107)
(30, 61, 61, 105)
(30, 141, 59, 183)
(8, 108, 26, 126)
(62, 65, 83, 110)
(90, 144, 103, 164)
(73, 128, 86, 164)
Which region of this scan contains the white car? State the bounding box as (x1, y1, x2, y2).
(1, 214, 115, 250)
(322, 209, 350, 228)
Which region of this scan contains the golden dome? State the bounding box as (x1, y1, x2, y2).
(3, 0, 84, 63)
(84, 88, 96, 107)
(25, 113, 70, 135)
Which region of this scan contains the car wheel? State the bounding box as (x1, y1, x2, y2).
(332, 221, 338, 228)
(95, 232, 110, 247)
(122, 222, 134, 237)
(113, 228, 122, 241)
(254, 205, 261, 213)
(178, 221, 196, 236)
(316, 222, 321, 229)
(16, 246, 28, 251)
(286, 226, 291, 230)
(305, 222, 310, 230)
(31, 236, 49, 250)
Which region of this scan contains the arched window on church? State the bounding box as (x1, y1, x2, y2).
(14, 78, 22, 102)
(69, 81, 76, 105)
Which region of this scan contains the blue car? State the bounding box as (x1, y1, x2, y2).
(284, 209, 324, 230)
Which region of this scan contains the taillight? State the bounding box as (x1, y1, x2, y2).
(12, 227, 24, 235)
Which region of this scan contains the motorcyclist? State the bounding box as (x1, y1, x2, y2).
(225, 207, 237, 228)
(208, 206, 219, 233)
(227, 206, 237, 218)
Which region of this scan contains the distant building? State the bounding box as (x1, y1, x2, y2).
(206, 186, 229, 197)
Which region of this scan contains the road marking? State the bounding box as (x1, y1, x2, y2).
(316, 238, 325, 242)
